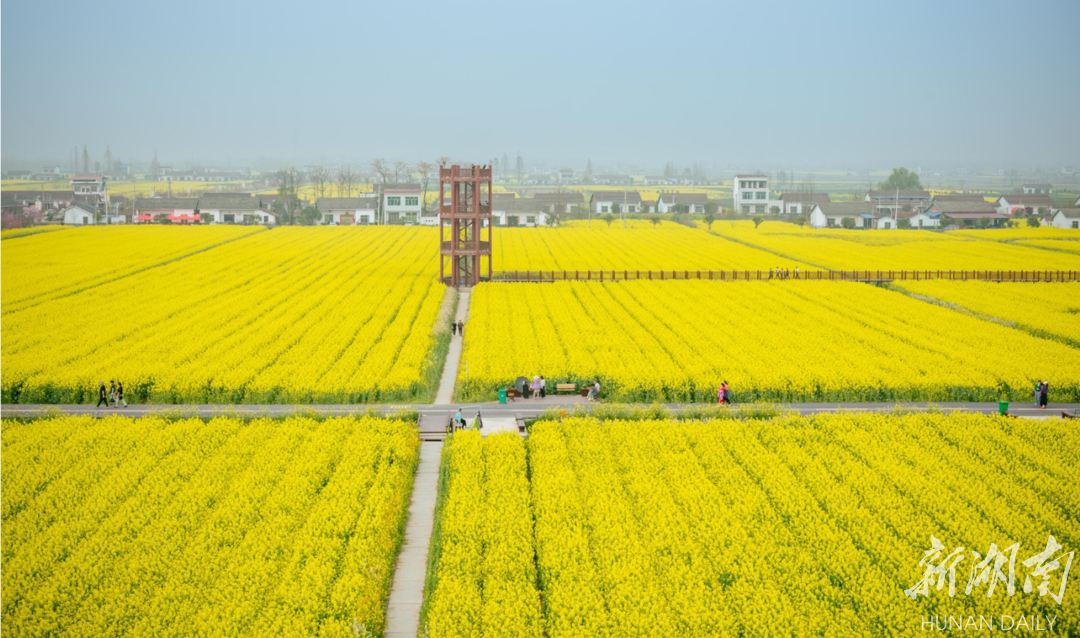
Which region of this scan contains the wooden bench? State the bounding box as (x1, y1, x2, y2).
(504, 389, 521, 402)
(1063, 410, 1076, 420)
(556, 383, 577, 394)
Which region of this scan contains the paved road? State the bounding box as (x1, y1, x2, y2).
(4, 401, 1075, 420)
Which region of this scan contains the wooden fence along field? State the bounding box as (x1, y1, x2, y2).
(490, 269, 1080, 283)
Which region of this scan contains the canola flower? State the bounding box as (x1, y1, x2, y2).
(524, 414, 1079, 636)
(458, 280, 1080, 402)
(1, 224, 264, 310)
(894, 281, 1080, 345)
(0, 226, 69, 240)
(710, 221, 1080, 271)
(0, 415, 419, 637)
(493, 222, 803, 272)
(1, 227, 448, 403)
(421, 431, 543, 638)
(1019, 239, 1080, 255)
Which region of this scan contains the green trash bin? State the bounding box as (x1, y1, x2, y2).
(499, 388, 507, 404)
(999, 401, 1009, 415)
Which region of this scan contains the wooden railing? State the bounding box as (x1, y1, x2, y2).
(489, 270, 1080, 283)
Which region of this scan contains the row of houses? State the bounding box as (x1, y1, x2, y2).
(809, 193, 1080, 230)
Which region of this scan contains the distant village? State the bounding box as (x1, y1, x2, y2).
(3, 164, 1079, 231)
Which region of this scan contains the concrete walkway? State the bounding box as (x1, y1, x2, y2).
(384, 440, 442, 638)
(434, 290, 470, 405)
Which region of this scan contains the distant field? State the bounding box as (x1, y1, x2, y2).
(711, 221, 1080, 271)
(494, 222, 807, 272)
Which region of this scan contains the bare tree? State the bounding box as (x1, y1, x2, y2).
(438, 155, 450, 167)
(310, 167, 330, 199)
(336, 168, 358, 197)
(393, 160, 409, 182)
(371, 158, 390, 183)
(415, 161, 434, 211)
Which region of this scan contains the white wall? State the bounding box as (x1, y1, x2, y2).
(62, 207, 95, 225)
(809, 207, 827, 228)
(908, 213, 939, 228)
(593, 199, 641, 213)
(1051, 212, 1080, 229)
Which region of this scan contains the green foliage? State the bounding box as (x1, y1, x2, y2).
(702, 209, 716, 230)
(898, 218, 912, 229)
(751, 214, 765, 228)
(1026, 215, 1041, 228)
(877, 167, 923, 191)
(298, 205, 321, 226)
(841, 217, 857, 229)
(649, 213, 662, 227)
(600, 212, 615, 227)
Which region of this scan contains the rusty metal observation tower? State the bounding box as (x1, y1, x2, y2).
(439, 164, 492, 287)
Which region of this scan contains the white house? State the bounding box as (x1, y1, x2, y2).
(60, 202, 97, 225)
(808, 201, 879, 228)
(907, 211, 941, 229)
(1050, 208, 1080, 229)
(134, 198, 200, 222)
(732, 174, 772, 213)
(380, 183, 422, 225)
(71, 175, 107, 201)
(198, 193, 267, 224)
(492, 198, 549, 227)
(655, 193, 709, 213)
(779, 192, 831, 215)
(996, 194, 1054, 218)
(864, 189, 931, 216)
(925, 200, 1008, 227)
(316, 196, 378, 225)
(590, 191, 643, 214)
(418, 210, 440, 226)
(1021, 183, 1053, 195)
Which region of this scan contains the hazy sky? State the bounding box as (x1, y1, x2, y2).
(2, 0, 1078, 170)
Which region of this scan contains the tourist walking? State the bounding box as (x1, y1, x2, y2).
(722, 381, 732, 405)
(457, 320, 464, 337)
(96, 381, 109, 408)
(530, 375, 542, 400)
(116, 381, 128, 408)
(717, 382, 726, 405)
(539, 376, 547, 399)
(1039, 381, 1049, 409)
(451, 321, 457, 336)
(795, 266, 800, 279)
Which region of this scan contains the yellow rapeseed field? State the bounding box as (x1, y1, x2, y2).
(494, 222, 806, 272)
(1, 227, 448, 403)
(712, 222, 1080, 271)
(1, 415, 419, 637)
(893, 282, 1080, 345)
(421, 431, 543, 638)
(524, 414, 1079, 636)
(1018, 239, 1080, 255)
(0, 226, 70, 240)
(459, 280, 1080, 402)
(2, 225, 264, 311)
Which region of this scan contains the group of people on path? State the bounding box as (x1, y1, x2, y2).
(717, 381, 732, 405)
(529, 375, 547, 399)
(769, 266, 799, 280)
(450, 319, 465, 337)
(96, 380, 128, 408)
(1035, 381, 1050, 408)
